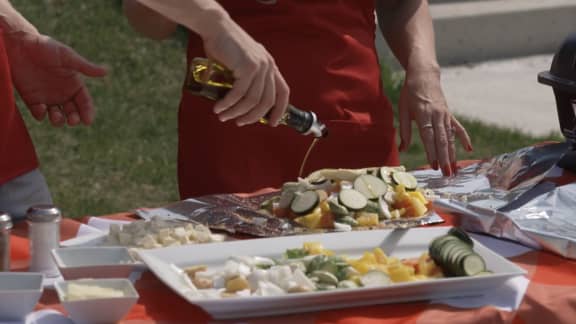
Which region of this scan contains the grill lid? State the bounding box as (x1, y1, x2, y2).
(538, 33, 576, 94)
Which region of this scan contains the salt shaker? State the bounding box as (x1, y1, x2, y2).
(0, 212, 13, 271)
(27, 205, 61, 277)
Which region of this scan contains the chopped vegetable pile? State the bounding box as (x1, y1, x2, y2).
(259, 166, 434, 230)
(180, 228, 490, 299)
(104, 217, 225, 249)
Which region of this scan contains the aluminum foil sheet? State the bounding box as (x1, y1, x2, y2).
(415, 142, 576, 259)
(137, 190, 444, 238)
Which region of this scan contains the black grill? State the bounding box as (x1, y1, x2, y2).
(538, 33, 576, 172)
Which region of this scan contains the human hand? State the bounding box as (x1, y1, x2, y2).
(397, 69, 472, 176)
(201, 17, 289, 127)
(6, 32, 107, 127)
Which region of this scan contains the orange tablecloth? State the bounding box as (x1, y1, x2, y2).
(9, 209, 576, 324)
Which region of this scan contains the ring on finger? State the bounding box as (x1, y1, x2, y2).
(49, 105, 63, 113)
(421, 123, 434, 129)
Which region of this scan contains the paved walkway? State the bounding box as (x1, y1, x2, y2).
(440, 54, 561, 136)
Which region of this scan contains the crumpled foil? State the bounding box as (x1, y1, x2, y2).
(416, 142, 576, 259)
(137, 190, 444, 238)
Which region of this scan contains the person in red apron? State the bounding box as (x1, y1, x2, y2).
(125, 0, 473, 198)
(0, 1, 107, 219)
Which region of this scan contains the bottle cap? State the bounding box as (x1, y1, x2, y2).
(0, 212, 13, 231)
(26, 205, 62, 223)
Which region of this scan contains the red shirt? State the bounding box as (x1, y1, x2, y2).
(178, 0, 399, 198)
(0, 31, 38, 184)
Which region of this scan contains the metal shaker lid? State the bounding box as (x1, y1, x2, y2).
(26, 205, 62, 223)
(0, 212, 13, 230)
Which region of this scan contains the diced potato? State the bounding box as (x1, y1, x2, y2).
(136, 234, 157, 249)
(159, 235, 177, 246)
(389, 209, 402, 219)
(173, 227, 187, 239)
(118, 232, 133, 245)
(157, 228, 171, 239)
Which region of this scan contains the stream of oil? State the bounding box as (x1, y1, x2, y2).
(298, 137, 320, 179)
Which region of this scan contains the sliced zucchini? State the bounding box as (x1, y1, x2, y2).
(353, 174, 388, 200)
(310, 270, 339, 286)
(363, 200, 381, 214)
(328, 200, 351, 218)
(338, 280, 359, 289)
(336, 216, 358, 227)
(290, 190, 319, 215)
(338, 189, 368, 211)
(448, 227, 474, 247)
(377, 197, 392, 220)
(378, 166, 393, 184)
(460, 254, 486, 276)
(429, 229, 488, 277)
(391, 171, 418, 191)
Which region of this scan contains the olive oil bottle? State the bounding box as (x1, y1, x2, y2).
(185, 57, 328, 138)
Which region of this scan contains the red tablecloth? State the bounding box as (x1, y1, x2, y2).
(9, 208, 576, 324)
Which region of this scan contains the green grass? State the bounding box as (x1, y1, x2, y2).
(11, 1, 561, 218)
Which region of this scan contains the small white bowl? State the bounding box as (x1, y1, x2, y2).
(0, 272, 43, 321)
(55, 278, 139, 324)
(51, 247, 139, 280)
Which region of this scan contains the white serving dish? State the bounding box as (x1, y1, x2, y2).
(51, 247, 142, 280)
(138, 227, 527, 320)
(55, 278, 139, 324)
(0, 272, 44, 320)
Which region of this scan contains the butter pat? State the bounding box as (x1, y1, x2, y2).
(66, 282, 126, 301)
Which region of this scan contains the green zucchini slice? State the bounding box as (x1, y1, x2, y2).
(391, 171, 418, 190)
(338, 189, 368, 211)
(353, 174, 388, 200)
(328, 199, 351, 218)
(290, 190, 319, 215)
(460, 254, 486, 276)
(378, 167, 394, 184)
(448, 227, 474, 247)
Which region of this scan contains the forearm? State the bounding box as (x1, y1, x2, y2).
(134, 0, 232, 41)
(123, 0, 177, 40)
(376, 0, 440, 74)
(0, 0, 38, 36)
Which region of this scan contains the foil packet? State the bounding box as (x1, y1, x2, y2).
(136, 190, 444, 238)
(416, 142, 576, 259)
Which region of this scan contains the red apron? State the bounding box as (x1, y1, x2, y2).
(178, 0, 399, 198)
(0, 31, 38, 185)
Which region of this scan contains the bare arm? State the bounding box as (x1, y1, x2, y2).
(123, 0, 177, 40)
(0, 0, 38, 35)
(0, 0, 107, 127)
(122, 0, 291, 128)
(376, 0, 472, 176)
(377, 0, 439, 77)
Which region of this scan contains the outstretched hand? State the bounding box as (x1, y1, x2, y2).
(6, 33, 107, 127)
(397, 70, 472, 177)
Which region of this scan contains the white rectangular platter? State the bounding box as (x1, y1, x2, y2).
(138, 227, 526, 319)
